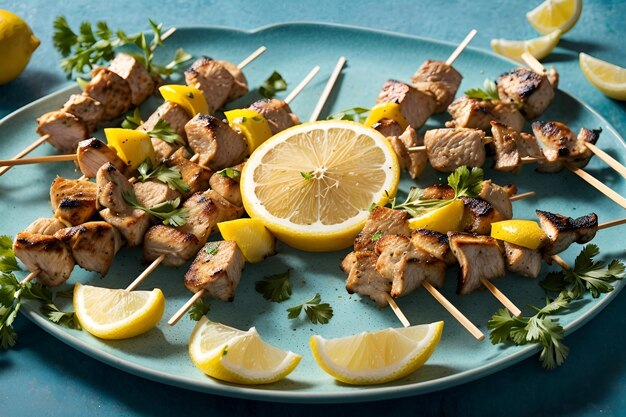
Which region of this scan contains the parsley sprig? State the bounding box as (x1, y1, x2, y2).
(217, 167, 241, 180)
(188, 298, 210, 321)
(137, 159, 190, 194)
(465, 79, 499, 101)
(0, 235, 20, 274)
(255, 270, 292, 303)
(327, 107, 370, 123)
(123, 191, 189, 227)
(287, 293, 333, 324)
(53, 16, 191, 79)
(259, 71, 288, 99)
(121, 109, 183, 145)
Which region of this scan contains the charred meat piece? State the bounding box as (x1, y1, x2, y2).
(50, 177, 98, 226)
(354, 206, 411, 251)
(478, 179, 514, 219)
(100, 208, 149, 247)
(448, 232, 506, 295)
(132, 180, 181, 208)
(54, 221, 123, 276)
(446, 97, 525, 133)
(422, 184, 455, 200)
(373, 118, 404, 138)
(96, 163, 134, 213)
(184, 114, 248, 170)
(497, 67, 557, 120)
(77, 138, 127, 178)
(36, 110, 88, 153)
(531, 121, 599, 164)
(166, 147, 212, 197)
(139, 101, 190, 145)
(62, 94, 104, 132)
(249, 99, 298, 135)
(24, 218, 67, 236)
(143, 224, 202, 267)
(84, 67, 132, 120)
(184, 57, 233, 114)
(410, 228, 457, 268)
(460, 197, 505, 235)
(376, 80, 436, 129)
(490, 121, 521, 172)
(340, 251, 358, 275)
(209, 171, 242, 206)
(569, 127, 602, 168)
(536, 210, 598, 256)
(375, 234, 446, 297)
(411, 60, 462, 113)
(389, 126, 427, 179)
(517, 132, 544, 159)
(424, 128, 486, 172)
(503, 241, 542, 278)
(345, 251, 392, 307)
(108, 53, 154, 106)
(13, 232, 74, 287)
(217, 60, 249, 101)
(184, 240, 245, 301)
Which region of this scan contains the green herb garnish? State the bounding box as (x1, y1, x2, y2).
(217, 167, 241, 180)
(255, 270, 292, 302)
(300, 171, 314, 180)
(287, 293, 333, 324)
(188, 298, 210, 321)
(465, 79, 499, 101)
(0, 236, 20, 274)
(327, 107, 370, 123)
(123, 191, 189, 227)
(121, 108, 143, 130)
(204, 242, 219, 256)
(148, 119, 183, 145)
(259, 71, 287, 99)
(137, 159, 190, 194)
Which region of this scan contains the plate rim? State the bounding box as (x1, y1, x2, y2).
(5, 21, 626, 403)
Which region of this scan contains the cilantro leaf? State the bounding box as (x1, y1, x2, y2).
(148, 119, 184, 145)
(121, 108, 143, 130)
(188, 298, 210, 321)
(217, 168, 241, 180)
(464, 79, 499, 101)
(300, 171, 314, 180)
(327, 107, 370, 123)
(255, 270, 292, 303)
(204, 242, 219, 256)
(0, 235, 20, 273)
(123, 191, 189, 227)
(259, 71, 288, 99)
(287, 293, 333, 324)
(448, 166, 484, 198)
(137, 159, 190, 194)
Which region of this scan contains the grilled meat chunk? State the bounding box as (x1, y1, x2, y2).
(24, 218, 67, 236)
(536, 210, 598, 256)
(166, 147, 212, 197)
(143, 225, 201, 267)
(13, 232, 74, 287)
(446, 97, 525, 133)
(179, 190, 245, 244)
(345, 251, 392, 307)
(132, 180, 181, 208)
(448, 232, 506, 295)
(503, 241, 542, 278)
(490, 121, 521, 172)
(354, 207, 411, 251)
(422, 184, 455, 200)
(478, 180, 514, 219)
(209, 171, 242, 206)
(108, 53, 154, 106)
(410, 229, 456, 268)
(100, 208, 149, 247)
(518, 132, 544, 159)
(36, 110, 88, 153)
(50, 177, 98, 226)
(184, 57, 233, 114)
(96, 163, 134, 213)
(411, 60, 462, 113)
(139, 101, 190, 144)
(84, 67, 132, 120)
(376, 80, 436, 129)
(390, 126, 427, 179)
(217, 60, 249, 101)
(424, 128, 486, 172)
(62, 94, 104, 132)
(249, 99, 298, 135)
(54, 221, 123, 276)
(460, 197, 505, 234)
(373, 118, 404, 138)
(184, 240, 245, 301)
(375, 234, 446, 297)
(340, 251, 358, 275)
(184, 114, 248, 170)
(497, 67, 557, 120)
(77, 138, 127, 178)
(531, 121, 599, 165)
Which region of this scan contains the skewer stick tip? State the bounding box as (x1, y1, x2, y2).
(168, 290, 205, 326)
(384, 293, 411, 327)
(125, 255, 165, 291)
(521, 52, 546, 74)
(445, 29, 478, 66)
(308, 56, 347, 122)
(284, 65, 321, 105)
(237, 46, 267, 70)
(480, 277, 522, 317)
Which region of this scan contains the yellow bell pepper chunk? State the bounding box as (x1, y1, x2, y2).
(364, 102, 409, 130)
(159, 84, 208, 116)
(104, 128, 156, 172)
(217, 218, 276, 263)
(491, 220, 547, 250)
(408, 199, 464, 233)
(224, 109, 273, 153)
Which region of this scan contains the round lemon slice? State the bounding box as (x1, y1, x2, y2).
(407, 200, 464, 233)
(189, 317, 302, 384)
(491, 220, 547, 249)
(491, 29, 561, 63)
(579, 53, 626, 101)
(73, 283, 165, 340)
(526, 0, 582, 35)
(240, 120, 400, 252)
(310, 321, 444, 385)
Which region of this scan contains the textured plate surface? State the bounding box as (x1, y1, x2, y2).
(1, 23, 625, 403)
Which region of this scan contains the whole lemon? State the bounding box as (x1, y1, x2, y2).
(0, 10, 40, 85)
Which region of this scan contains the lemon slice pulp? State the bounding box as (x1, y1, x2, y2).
(579, 53, 626, 101)
(73, 283, 165, 340)
(491, 30, 561, 62)
(310, 321, 444, 385)
(189, 317, 301, 384)
(526, 0, 582, 35)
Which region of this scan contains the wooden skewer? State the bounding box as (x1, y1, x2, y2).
(125, 255, 165, 291)
(521, 52, 546, 74)
(309, 56, 347, 122)
(446, 29, 478, 66)
(237, 46, 267, 70)
(284, 66, 321, 105)
(0, 135, 50, 176)
(583, 142, 626, 180)
(422, 281, 484, 340)
(510, 191, 535, 202)
(480, 277, 522, 317)
(169, 289, 204, 326)
(565, 162, 626, 210)
(384, 293, 411, 327)
(0, 153, 77, 167)
(20, 271, 37, 285)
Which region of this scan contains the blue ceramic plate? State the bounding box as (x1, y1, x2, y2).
(1, 23, 625, 403)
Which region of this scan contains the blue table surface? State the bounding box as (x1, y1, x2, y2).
(1, 0, 626, 416)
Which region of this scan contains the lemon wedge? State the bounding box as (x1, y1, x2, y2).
(408, 200, 464, 233)
(310, 321, 443, 385)
(189, 317, 301, 384)
(217, 218, 276, 263)
(579, 53, 626, 101)
(491, 30, 561, 62)
(526, 0, 582, 35)
(491, 220, 547, 249)
(240, 120, 400, 252)
(224, 109, 273, 153)
(159, 85, 208, 116)
(73, 283, 165, 340)
(364, 102, 409, 131)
